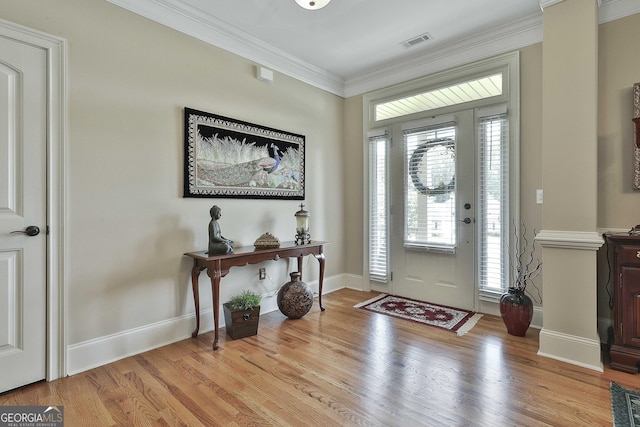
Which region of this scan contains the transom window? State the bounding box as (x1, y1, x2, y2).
(375, 73, 503, 121)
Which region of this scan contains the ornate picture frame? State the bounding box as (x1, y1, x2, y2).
(634, 83, 640, 189)
(184, 108, 305, 199)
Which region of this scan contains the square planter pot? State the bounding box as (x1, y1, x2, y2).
(223, 303, 260, 340)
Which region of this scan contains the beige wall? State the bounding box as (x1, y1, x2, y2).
(2, 0, 345, 345)
(598, 13, 640, 228)
(343, 96, 364, 276)
(518, 43, 545, 302)
(597, 12, 640, 320)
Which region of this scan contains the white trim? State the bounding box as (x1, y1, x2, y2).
(0, 18, 68, 381)
(600, 0, 640, 23)
(367, 128, 387, 139)
(345, 14, 541, 97)
(68, 273, 347, 374)
(343, 273, 365, 291)
(105, 0, 345, 97)
(538, 328, 604, 372)
(67, 310, 215, 375)
(477, 103, 508, 118)
(400, 115, 457, 131)
(535, 230, 604, 250)
(103, 0, 640, 98)
(539, 0, 565, 9)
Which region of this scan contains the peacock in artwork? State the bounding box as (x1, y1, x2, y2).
(263, 143, 281, 174)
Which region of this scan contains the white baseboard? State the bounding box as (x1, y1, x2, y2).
(67, 273, 347, 375)
(67, 310, 215, 375)
(538, 328, 603, 372)
(343, 273, 364, 291)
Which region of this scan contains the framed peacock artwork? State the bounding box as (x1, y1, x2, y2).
(183, 107, 305, 199)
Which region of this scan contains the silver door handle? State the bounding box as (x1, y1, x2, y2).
(10, 225, 40, 236)
(459, 218, 472, 224)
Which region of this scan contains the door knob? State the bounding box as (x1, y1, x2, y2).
(10, 225, 40, 236)
(459, 218, 472, 224)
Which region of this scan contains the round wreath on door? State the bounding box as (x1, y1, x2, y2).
(409, 137, 455, 202)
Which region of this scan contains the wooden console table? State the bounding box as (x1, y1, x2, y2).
(184, 241, 326, 349)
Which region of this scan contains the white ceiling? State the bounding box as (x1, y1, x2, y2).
(106, 0, 639, 97)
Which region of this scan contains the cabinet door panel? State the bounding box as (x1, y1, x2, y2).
(621, 266, 640, 347)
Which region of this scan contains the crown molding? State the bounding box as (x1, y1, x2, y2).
(539, 0, 565, 9)
(539, 0, 640, 21)
(599, 0, 640, 23)
(540, 0, 603, 9)
(344, 13, 542, 97)
(107, 0, 639, 99)
(105, 0, 346, 96)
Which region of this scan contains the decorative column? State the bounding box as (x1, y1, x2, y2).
(536, 0, 604, 371)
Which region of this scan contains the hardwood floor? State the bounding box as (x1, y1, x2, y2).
(0, 288, 632, 426)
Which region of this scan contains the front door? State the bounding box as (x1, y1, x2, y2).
(0, 34, 48, 393)
(390, 110, 476, 310)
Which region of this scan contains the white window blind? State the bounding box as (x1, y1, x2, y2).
(403, 122, 456, 251)
(368, 132, 389, 283)
(478, 111, 509, 297)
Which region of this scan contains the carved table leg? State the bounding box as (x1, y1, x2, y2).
(208, 262, 222, 350)
(297, 255, 304, 279)
(191, 265, 205, 338)
(315, 252, 326, 311)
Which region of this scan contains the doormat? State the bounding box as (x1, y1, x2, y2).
(611, 382, 640, 426)
(354, 294, 482, 336)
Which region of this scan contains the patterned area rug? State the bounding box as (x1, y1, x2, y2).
(612, 382, 640, 426)
(354, 294, 482, 336)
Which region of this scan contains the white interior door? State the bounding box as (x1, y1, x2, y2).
(0, 35, 48, 393)
(390, 110, 476, 310)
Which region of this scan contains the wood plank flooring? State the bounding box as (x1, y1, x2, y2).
(0, 288, 633, 426)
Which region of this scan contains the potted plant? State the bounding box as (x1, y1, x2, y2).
(500, 222, 542, 336)
(223, 290, 262, 340)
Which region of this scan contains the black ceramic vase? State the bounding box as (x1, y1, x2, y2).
(277, 272, 314, 319)
(499, 288, 533, 336)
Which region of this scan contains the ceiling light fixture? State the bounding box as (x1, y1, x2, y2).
(294, 0, 331, 10)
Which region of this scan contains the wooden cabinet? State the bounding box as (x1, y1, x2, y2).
(608, 233, 640, 373)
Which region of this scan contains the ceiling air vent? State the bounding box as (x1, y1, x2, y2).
(401, 33, 432, 49)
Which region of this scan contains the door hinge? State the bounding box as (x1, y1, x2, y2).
(46, 225, 50, 235)
(390, 272, 393, 281)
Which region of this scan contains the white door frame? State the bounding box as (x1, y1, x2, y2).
(0, 18, 67, 381)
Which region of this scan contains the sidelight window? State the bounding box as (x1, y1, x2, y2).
(368, 131, 390, 283)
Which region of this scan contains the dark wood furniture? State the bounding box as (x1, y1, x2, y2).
(608, 233, 640, 373)
(184, 241, 326, 350)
